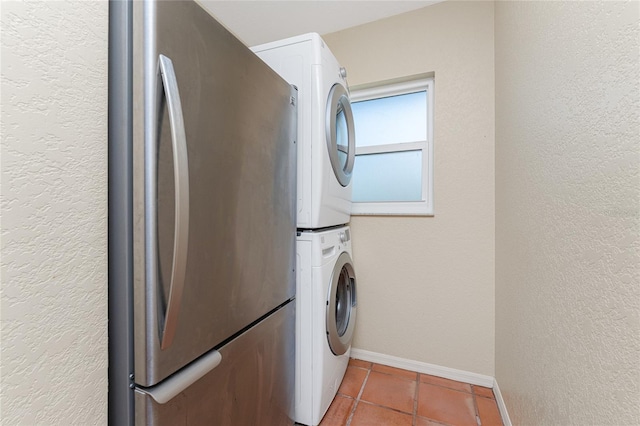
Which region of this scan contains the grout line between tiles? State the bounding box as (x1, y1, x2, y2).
(471, 386, 481, 426)
(471, 386, 497, 401)
(476, 394, 497, 400)
(345, 364, 371, 426)
(412, 372, 419, 426)
(421, 418, 450, 426)
(371, 365, 420, 382)
(421, 380, 474, 395)
(356, 400, 415, 417)
(351, 365, 418, 418)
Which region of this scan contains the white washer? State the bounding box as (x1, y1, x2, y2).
(296, 226, 357, 425)
(252, 33, 356, 230)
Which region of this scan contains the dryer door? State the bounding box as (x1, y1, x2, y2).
(326, 252, 357, 355)
(325, 83, 355, 187)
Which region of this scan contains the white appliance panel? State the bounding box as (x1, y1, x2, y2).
(252, 34, 355, 229)
(295, 227, 357, 425)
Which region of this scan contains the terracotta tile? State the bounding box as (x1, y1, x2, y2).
(361, 371, 416, 414)
(349, 358, 372, 370)
(419, 374, 472, 393)
(319, 395, 354, 426)
(476, 395, 503, 426)
(337, 366, 368, 398)
(371, 364, 418, 381)
(473, 385, 495, 399)
(417, 383, 477, 426)
(350, 402, 412, 426)
(415, 416, 448, 426)
(318, 395, 354, 426)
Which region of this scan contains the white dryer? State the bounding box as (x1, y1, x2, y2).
(252, 34, 356, 229)
(296, 226, 357, 425)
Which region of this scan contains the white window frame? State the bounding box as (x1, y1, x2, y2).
(350, 77, 434, 216)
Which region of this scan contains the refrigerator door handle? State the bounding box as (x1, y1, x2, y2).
(139, 350, 222, 404)
(156, 54, 190, 350)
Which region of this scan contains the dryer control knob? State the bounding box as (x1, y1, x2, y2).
(339, 232, 346, 243)
(339, 67, 348, 79)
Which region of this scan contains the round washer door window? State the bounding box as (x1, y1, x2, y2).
(326, 252, 357, 355)
(325, 84, 356, 187)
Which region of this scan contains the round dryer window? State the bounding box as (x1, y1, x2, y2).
(325, 84, 355, 187)
(326, 252, 357, 356)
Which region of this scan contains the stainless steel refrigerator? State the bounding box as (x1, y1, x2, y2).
(108, 1, 297, 424)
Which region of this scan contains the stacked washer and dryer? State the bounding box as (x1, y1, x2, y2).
(252, 34, 358, 426)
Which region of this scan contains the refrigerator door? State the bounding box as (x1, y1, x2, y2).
(134, 301, 295, 426)
(133, 0, 297, 387)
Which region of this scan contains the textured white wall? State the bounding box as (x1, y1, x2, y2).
(0, 2, 108, 424)
(324, 1, 496, 376)
(495, 1, 640, 424)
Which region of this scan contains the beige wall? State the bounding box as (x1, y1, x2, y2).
(495, 1, 640, 424)
(0, 2, 108, 424)
(324, 1, 496, 376)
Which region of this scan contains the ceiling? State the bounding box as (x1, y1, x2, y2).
(199, 1, 443, 47)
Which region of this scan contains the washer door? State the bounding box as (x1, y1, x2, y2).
(326, 252, 357, 356)
(325, 84, 356, 187)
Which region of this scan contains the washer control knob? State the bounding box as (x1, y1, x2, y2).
(339, 232, 346, 243)
(339, 67, 348, 79)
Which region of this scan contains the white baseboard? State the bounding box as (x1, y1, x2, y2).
(349, 348, 494, 388)
(492, 378, 512, 426)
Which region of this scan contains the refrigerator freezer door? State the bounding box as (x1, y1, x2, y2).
(133, 0, 297, 387)
(135, 301, 295, 426)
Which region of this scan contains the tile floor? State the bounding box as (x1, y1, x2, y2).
(318, 358, 503, 426)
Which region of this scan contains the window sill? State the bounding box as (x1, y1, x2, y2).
(351, 202, 433, 217)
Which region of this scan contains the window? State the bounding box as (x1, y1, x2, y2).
(350, 77, 434, 215)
